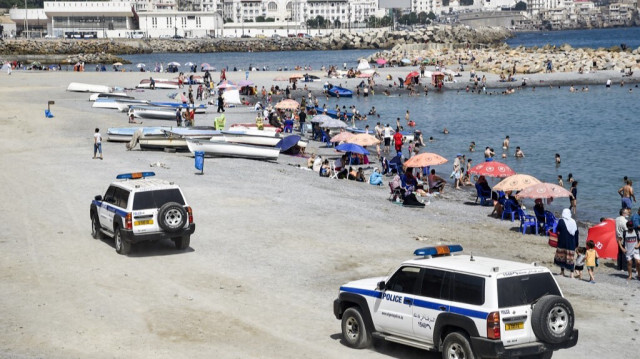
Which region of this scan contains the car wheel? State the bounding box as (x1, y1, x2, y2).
(91, 214, 103, 239)
(114, 228, 131, 255)
(341, 307, 372, 349)
(442, 332, 475, 359)
(532, 295, 574, 344)
(174, 236, 190, 250)
(158, 202, 187, 233)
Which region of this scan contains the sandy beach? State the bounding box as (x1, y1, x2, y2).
(0, 67, 638, 359)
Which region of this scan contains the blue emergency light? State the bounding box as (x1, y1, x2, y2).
(116, 172, 156, 180)
(414, 245, 463, 257)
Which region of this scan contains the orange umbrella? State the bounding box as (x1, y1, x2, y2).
(403, 153, 448, 168)
(330, 132, 354, 143)
(273, 76, 288, 81)
(275, 99, 300, 110)
(493, 174, 541, 192)
(289, 73, 304, 79)
(516, 182, 572, 200)
(347, 133, 380, 147)
(469, 160, 515, 178)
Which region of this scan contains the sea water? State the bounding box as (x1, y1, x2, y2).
(507, 27, 640, 49)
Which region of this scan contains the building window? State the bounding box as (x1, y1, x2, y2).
(268, 2, 277, 11)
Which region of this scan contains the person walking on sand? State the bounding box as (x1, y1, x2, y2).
(216, 93, 225, 113)
(619, 221, 640, 281)
(585, 240, 598, 283)
(93, 128, 103, 160)
(618, 180, 636, 209)
(554, 209, 579, 277)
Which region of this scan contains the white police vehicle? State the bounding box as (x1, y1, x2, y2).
(90, 172, 195, 255)
(333, 245, 577, 359)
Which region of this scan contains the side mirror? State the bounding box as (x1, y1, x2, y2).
(377, 281, 386, 291)
(94, 195, 102, 201)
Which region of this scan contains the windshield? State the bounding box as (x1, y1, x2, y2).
(498, 273, 561, 308)
(133, 189, 185, 210)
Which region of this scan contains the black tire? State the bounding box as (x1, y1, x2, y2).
(442, 332, 475, 359)
(531, 295, 574, 344)
(341, 307, 372, 349)
(174, 236, 190, 250)
(91, 213, 103, 240)
(114, 228, 131, 255)
(157, 202, 187, 233)
(521, 352, 553, 359)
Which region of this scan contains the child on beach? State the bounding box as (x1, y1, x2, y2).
(585, 240, 598, 283)
(574, 247, 586, 280)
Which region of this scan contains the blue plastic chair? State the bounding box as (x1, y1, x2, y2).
(543, 211, 558, 235)
(475, 183, 491, 205)
(45, 109, 54, 118)
(517, 209, 538, 235)
(283, 120, 294, 133)
(320, 130, 333, 147)
(501, 199, 519, 222)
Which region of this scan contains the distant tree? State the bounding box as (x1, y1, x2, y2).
(442, 0, 450, 6)
(514, 1, 527, 10)
(255, 16, 266, 22)
(333, 19, 341, 28)
(225, 18, 234, 23)
(418, 12, 428, 24)
(265, 17, 275, 22)
(460, 0, 474, 6)
(427, 12, 437, 20)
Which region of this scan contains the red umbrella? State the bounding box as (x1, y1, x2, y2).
(469, 160, 515, 178)
(586, 219, 617, 259)
(405, 71, 420, 80)
(516, 182, 572, 200)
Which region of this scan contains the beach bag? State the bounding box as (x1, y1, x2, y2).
(548, 230, 558, 248)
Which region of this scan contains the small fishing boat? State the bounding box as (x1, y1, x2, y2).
(89, 92, 133, 101)
(92, 98, 149, 110)
(148, 102, 207, 114)
(130, 106, 178, 120)
(306, 106, 354, 120)
(186, 139, 280, 161)
(137, 79, 180, 90)
(327, 85, 353, 98)
(229, 123, 279, 132)
(139, 127, 219, 150)
(221, 130, 284, 147)
(67, 82, 112, 93)
(107, 127, 168, 142)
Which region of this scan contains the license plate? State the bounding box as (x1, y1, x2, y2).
(505, 322, 524, 331)
(135, 219, 153, 226)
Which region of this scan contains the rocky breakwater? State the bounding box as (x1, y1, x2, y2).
(0, 39, 138, 64)
(314, 25, 512, 50)
(371, 42, 640, 75)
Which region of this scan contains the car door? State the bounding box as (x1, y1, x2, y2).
(371, 266, 420, 337)
(100, 186, 117, 232)
(411, 268, 451, 344)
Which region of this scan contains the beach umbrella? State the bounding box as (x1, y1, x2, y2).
(403, 152, 448, 168)
(168, 62, 181, 66)
(136, 63, 146, 68)
(310, 114, 333, 123)
(336, 143, 369, 155)
(275, 135, 301, 152)
(516, 182, 572, 200)
(200, 62, 211, 68)
(319, 118, 348, 128)
(376, 58, 387, 65)
(289, 73, 304, 79)
(31, 61, 42, 66)
(238, 80, 254, 87)
(330, 131, 354, 143)
(112, 62, 123, 66)
(275, 99, 300, 110)
(273, 76, 289, 81)
(493, 174, 541, 192)
(401, 58, 411, 64)
(347, 133, 380, 147)
(469, 160, 515, 178)
(357, 73, 372, 78)
(217, 81, 237, 89)
(184, 61, 194, 67)
(586, 219, 617, 259)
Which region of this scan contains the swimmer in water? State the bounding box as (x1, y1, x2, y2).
(555, 153, 561, 164)
(469, 141, 476, 152)
(502, 135, 510, 150)
(429, 136, 435, 142)
(443, 128, 449, 134)
(515, 146, 525, 158)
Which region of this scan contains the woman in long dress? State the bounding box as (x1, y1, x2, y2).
(554, 208, 579, 276)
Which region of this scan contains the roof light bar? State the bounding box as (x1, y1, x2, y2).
(414, 245, 463, 257)
(116, 172, 156, 180)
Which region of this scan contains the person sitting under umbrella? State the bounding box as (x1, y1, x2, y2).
(534, 199, 546, 232)
(428, 169, 446, 193)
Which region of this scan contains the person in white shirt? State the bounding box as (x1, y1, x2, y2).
(383, 124, 392, 153)
(93, 128, 103, 160)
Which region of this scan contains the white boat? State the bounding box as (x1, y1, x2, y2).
(187, 139, 280, 161)
(67, 82, 112, 93)
(230, 123, 279, 132)
(92, 98, 149, 109)
(89, 92, 133, 101)
(137, 79, 180, 90)
(221, 130, 307, 148)
(107, 127, 168, 142)
(131, 106, 177, 120)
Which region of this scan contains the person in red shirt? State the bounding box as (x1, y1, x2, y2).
(393, 128, 403, 154)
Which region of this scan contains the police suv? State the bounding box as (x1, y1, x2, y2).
(333, 245, 578, 359)
(90, 172, 195, 255)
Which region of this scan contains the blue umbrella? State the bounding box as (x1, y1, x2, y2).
(275, 135, 301, 152)
(335, 143, 369, 155)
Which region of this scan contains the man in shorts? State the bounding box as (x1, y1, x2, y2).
(619, 221, 640, 280)
(618, 180, 636, 209)
(383, 124, 392, 153)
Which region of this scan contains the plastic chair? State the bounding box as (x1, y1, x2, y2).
(543, 211, 558, 235)
(45, 109, 54, 118)
(474, 183, 491, 206)
(283, 120, 294, 133)
(214, 115, 226, 130)
(517, 209, 538, 235)
(501, 199, 519, 222)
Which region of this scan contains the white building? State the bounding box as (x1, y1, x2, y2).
(8, 8, 48, 37)
(138, 10, 223, 37)
(43, 1, 135, 38)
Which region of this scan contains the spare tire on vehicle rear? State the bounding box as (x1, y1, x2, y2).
(157, 202, 187, 233)
(531, 295, 574, 344)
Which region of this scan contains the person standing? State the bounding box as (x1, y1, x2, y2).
(502, 135, 510, 149)
(619, 221, 640, 281)
(618, 180, 636, 209)
(570, 181, 578, 215)
(393, 128, 403, 155)
(383, 124, 392, 153)
(216, 93, 225, 113)
(452, 154, 462, 189)
(298, 109, 306, 134)
(554, 209, 579, 277)
(93, 128, 103, 160)
(616, 208, 631, 271)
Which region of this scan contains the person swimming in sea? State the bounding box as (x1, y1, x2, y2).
(502, 135, 510, 150)
(555, 153, 561, 164)
(443, 128, 449, 134)
(515, 146, 525, 158)
(469, 141, 476, 152)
